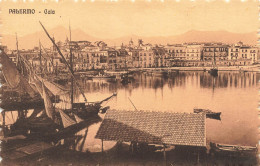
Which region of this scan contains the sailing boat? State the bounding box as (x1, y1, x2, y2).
(0, 42, 45, 111)
(0, 38, 102, 161)
(1, 36, 71, 138)
(39, 21, 116, 120)
(208, 47, 218, 76)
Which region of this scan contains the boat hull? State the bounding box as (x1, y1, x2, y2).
(208, 68, 218, 76)
(210, 142, 258, 156)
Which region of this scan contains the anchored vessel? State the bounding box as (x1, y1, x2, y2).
(208, 48, 218, 76)
(193, 108, 221, 120)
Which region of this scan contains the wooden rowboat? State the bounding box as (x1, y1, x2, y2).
(194, 108, 221, 120)
(210, 142, 258, 156)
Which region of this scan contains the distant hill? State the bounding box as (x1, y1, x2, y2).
(2, 26, 257, 50)
(109, 30, 257, 46)
(2, 26, 100, 50)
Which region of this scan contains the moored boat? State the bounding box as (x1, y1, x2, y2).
(89, 74, 116, 80)
(104, 70, 134, 84)
(208, 48, 218, 76)
(210, 142, 258, 156)
(104, 70, 130, 76)
(208, 68, 218, 76)
(193, 108, 221, 120)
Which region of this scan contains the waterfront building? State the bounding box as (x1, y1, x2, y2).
(4, 39, 259, 71)
(129, 49, 141, 68)
(138, 49, 156, 68)
(256, 47, 260, 63)
(249, 47, 258, 64)
(228, 46, 239, 61)
(107, 48, 119, 70)
(64, 39, 92, 51)
(228, 42, 258, 65)
(116, 46, 129, 69)
(81, 50, 108, 70)
(153, 46, 167, 67)
(185, 44, 202, 61)
(202, 43, 229, 66)
(165, 44, 186, 67)
(165, 44, 186, 60)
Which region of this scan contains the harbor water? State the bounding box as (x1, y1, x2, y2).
(71, 71, 259, 152)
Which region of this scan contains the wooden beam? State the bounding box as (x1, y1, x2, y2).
(2, 111, 5, 138)
(101, 139, 104, 153)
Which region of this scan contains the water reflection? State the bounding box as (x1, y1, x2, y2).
(75, 72, 258, 95)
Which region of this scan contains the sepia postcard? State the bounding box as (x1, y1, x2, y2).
(0, 0, 259, 165)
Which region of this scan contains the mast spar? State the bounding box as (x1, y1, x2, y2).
(39, 21, 87, 102)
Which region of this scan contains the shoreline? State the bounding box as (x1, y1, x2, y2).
(73, 65, 260, 74)
(130, 65, 260, 72)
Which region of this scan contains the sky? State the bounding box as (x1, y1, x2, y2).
(0, 0, 258, 38)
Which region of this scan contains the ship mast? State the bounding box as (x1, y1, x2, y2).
(15, 34, 22, 96)
(15, 33, 20, 70)
(213, 47, 216, 67)
(39, 21, 87, 102)
(39, 40, 43, 76)
(69, 21, 74, 109)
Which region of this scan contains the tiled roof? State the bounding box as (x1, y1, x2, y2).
(96, 110, 206, 147)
